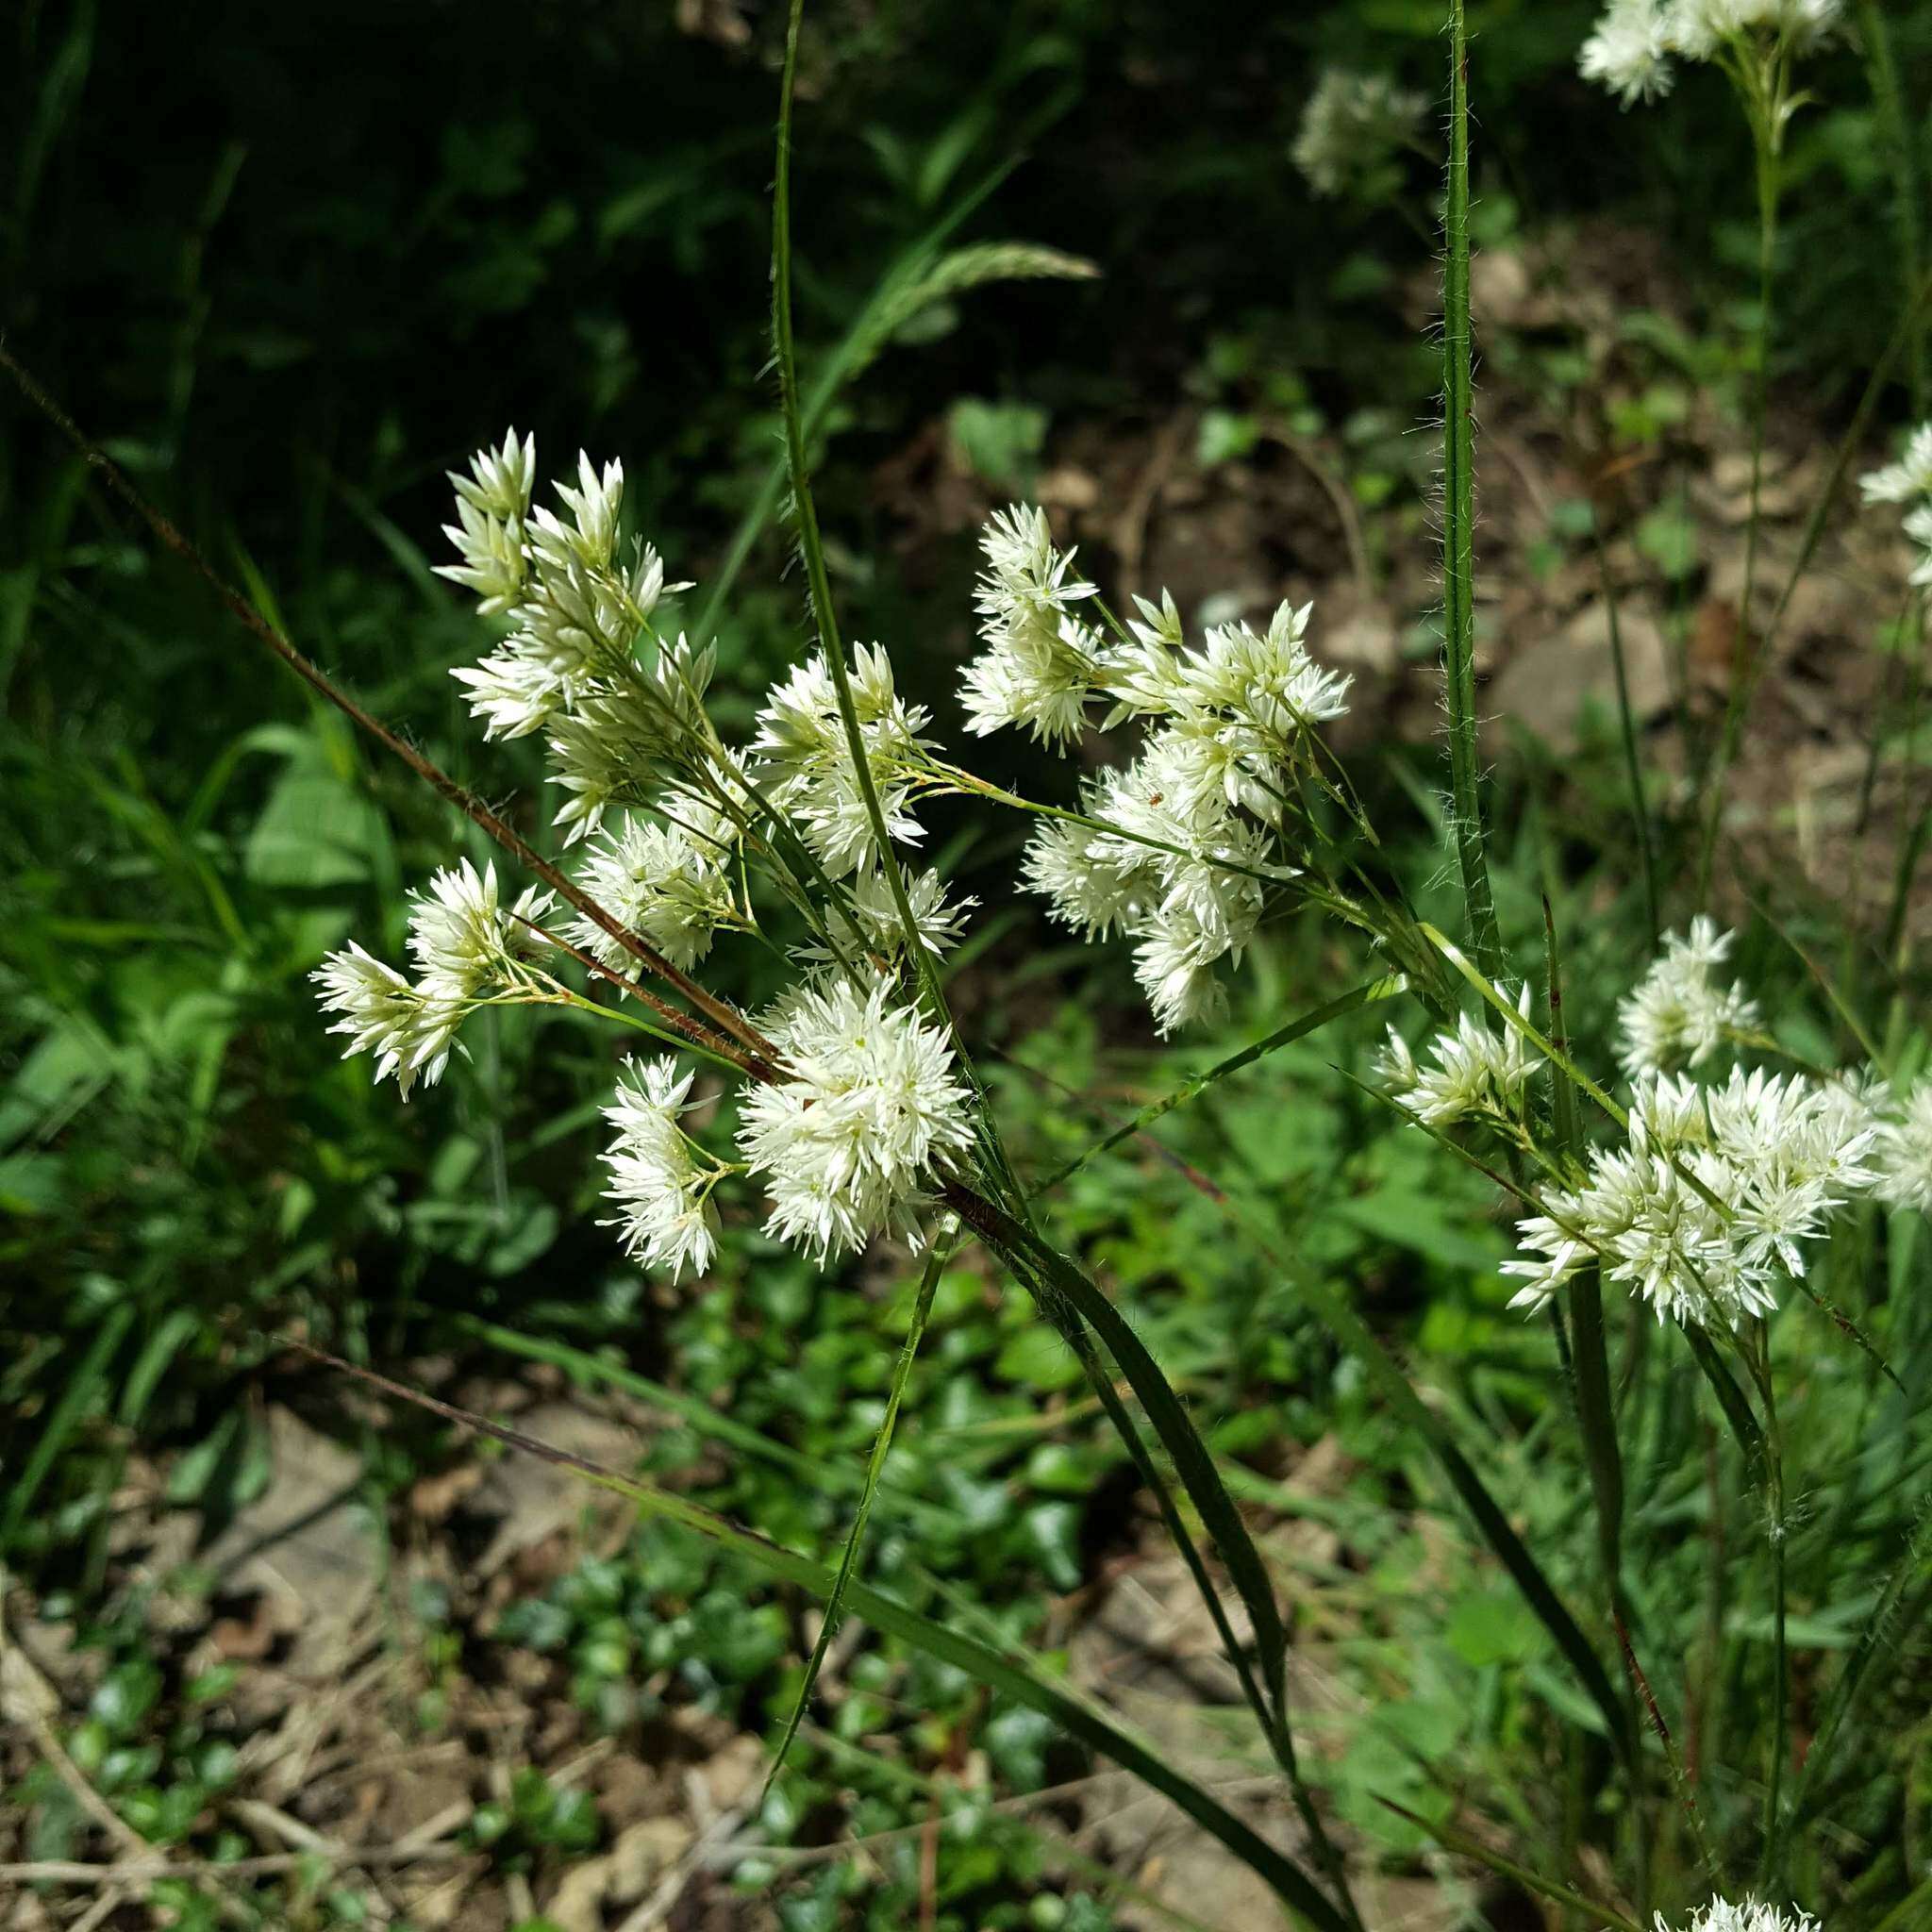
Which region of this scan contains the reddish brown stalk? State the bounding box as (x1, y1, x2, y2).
(0, 341, 773, 1068)
(1617, 1613, 1718, 1878)
(512, 913, 774, 1082)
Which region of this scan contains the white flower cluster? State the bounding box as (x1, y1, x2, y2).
(312, 861, 555, 1099)
(1377, 987, 1540, 1126)
(439, 431, 693, 753)
(1506, 1066, 1877, 1325)
(739, 978, 974, 1261)
(1376, 919, 1932, 1328)
(317, 432, 988, 1278)
(1655, 1899, 1819, 1932)
(1873, 1080, 1932, 1213)
(600, 1058, 723, 1281)
(1860, 419, 1932, 588)
(754, 642, 939, 876)
(1580, 0, 1841, 109)
(967, 507, 1351, 1033)
(1291, 69, 1428, 200)
(1615, 916, 1761, 1078)
(963, 506, 1100, 746)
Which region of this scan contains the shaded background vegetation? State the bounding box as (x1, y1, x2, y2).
(6, 2, 1932, 1928)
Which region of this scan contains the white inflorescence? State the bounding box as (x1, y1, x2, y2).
(599, 1058, 722, 1281)
(1579, 0, 1842, 107)
(1874, 1079, 1932, 1213)
(737, 978, 974, 1262)
(312, 860, 555, 1100)
(569, 812, 740, 974)
(1504, 1065, 1877, 1327)
(1377, 987, 1541, 1127)
(798, 866, 978, 964)
(1374, 920, 1899, 1329)
(1654, 1899, 1820, 1932)
(1615, 916, 1761, 1078)
(964, 505, 1102, 746)
(416, 433, 991, 1274)
(1580, 0, 1674, 106)
(753, 643, 938, 877)
(967, 504, 1349, 1034)
(1860, 419, 1932, 587)
(1291, 69, 1428, 199)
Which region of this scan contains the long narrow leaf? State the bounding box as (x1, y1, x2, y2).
(1545, 902, 1632, 1657)
(1067, 1167, 1633, 1765)
(1375, 1799, 1641, 1932)
(952, 1191, 1296, 1737)
(1043, 976, 1407, 1191)
(1785, 1485, 1932, 1838)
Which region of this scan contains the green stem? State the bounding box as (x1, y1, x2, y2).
(1747, 1321, 1789, 1885)
(1440, 0, 1503, 983)
(1542, 903, 1632, 1656)
(1855, 0, 1925, 409)
(1699, 114, 1782, 898)
(771, 0, 955, 1045)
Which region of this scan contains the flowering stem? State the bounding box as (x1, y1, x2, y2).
(1854, 0, 1925, 409)
(1439, 0, 1504, 986)
(771, 0, 957, 1046)
(767, 32, 1355, 1913)
(1041, 976, 1407, 1191)
(288, 1341, 1341, 1923)
(764, 1240, 951, 1792)
(944, 1183, 1365, 1932)
(1543, 903, 1636, 1694)
(0, 341, 773, 1074)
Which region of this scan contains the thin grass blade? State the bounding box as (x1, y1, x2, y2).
(764, 1242, 949, 1790)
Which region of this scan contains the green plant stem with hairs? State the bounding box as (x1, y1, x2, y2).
(1440, 0, 1502, 986)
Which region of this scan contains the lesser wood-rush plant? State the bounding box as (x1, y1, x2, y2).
(9, 0, 1931, 1924)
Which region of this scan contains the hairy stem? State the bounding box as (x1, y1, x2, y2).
(1440, 0, 1503, 983)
